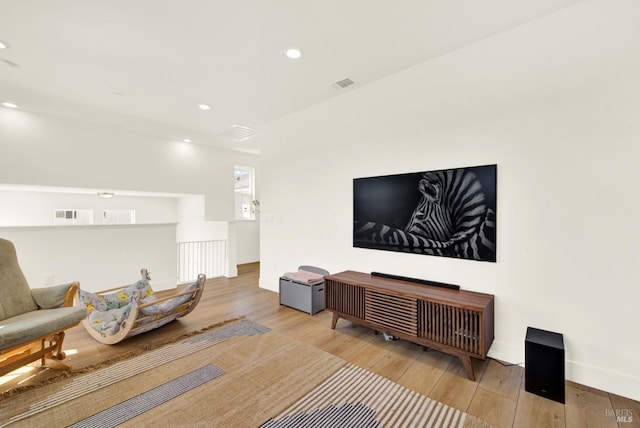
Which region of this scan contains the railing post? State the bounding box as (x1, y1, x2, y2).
(225, 221, 238, 278)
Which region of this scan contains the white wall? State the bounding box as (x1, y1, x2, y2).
(0, 107, 259, 222)
(0, 108, 261, 279)
(0, 190, 178, 226)
(1, 224, 176, 292)
(259, 0, 640, 401)
(236, 220, 260, 264)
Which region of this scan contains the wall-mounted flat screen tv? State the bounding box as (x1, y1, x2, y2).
(353, 164, 497, 262)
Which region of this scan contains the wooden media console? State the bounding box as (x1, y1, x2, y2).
(324, 270, 494, 381)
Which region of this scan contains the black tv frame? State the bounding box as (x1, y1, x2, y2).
(353, 164, 497, 262)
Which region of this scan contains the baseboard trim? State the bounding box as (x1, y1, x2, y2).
(472, 340, 639, 402)
(259, 277, 278, 293)
(566, 359, 640, 402)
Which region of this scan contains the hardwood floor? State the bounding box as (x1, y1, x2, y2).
(2, 262, 638, 427)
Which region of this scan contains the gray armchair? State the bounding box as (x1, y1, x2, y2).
(0, 238, 87, 376)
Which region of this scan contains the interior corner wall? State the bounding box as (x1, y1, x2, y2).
(0, 102, 260, 289)
(258, 0, 640, 401)
(0, 110, 259, 222)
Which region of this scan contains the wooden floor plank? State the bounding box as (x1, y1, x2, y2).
(513, 390, 566, 428)
(2, 262, 639, 428)
(609, 392, 640, 428)
(342, 334, 401, 369)
(428, 357, 488, 411)
(565, 382, 619, 428)
(368, 339, 423, 382)
(395, 348, 453, 396)
(467, 387, 517, 428)
(479, 359, 523, 402)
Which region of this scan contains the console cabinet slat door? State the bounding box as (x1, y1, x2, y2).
(365, 290, 417, 337)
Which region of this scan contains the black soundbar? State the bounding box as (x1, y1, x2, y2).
(371, 272, 460, 290)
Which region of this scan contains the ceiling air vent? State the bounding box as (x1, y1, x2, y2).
(218, 124, 259, 142)
(332, 77, 355, 90)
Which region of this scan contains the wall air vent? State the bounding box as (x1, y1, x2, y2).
(332, 77, 355, 90)
(218, 124, 259, 142)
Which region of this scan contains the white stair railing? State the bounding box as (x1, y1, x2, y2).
(177, 240, 227, 283)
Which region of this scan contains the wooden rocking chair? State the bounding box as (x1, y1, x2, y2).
(0, 238, 87, 376)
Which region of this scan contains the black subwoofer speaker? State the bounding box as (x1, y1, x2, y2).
(525, 327, 565, 404)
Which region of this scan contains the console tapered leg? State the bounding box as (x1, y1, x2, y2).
(331, 313, 339, 329)
(459, 355, 475, 381)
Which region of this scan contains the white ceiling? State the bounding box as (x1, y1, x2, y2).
(1, 0, 583, 155)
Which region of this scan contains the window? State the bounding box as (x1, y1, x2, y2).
(103, 210, 136, 224)
(234, 165, 256, 220)
(54, 209, 93, 225)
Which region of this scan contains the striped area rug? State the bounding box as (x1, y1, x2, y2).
(68, 364, 224, 428)
(1, 320, 269, 427)
(262, 363, 491, 428)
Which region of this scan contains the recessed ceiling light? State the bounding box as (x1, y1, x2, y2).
(0, 41, 8, 49)
(286, 48, 301, 59)
(183, 138, 192, 143)
(2, 102, 18, 108)
(97, 192, 115, 199)
(197, 104, 211, 111)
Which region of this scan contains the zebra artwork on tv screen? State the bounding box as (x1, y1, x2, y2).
(353, 164, 497, 262)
